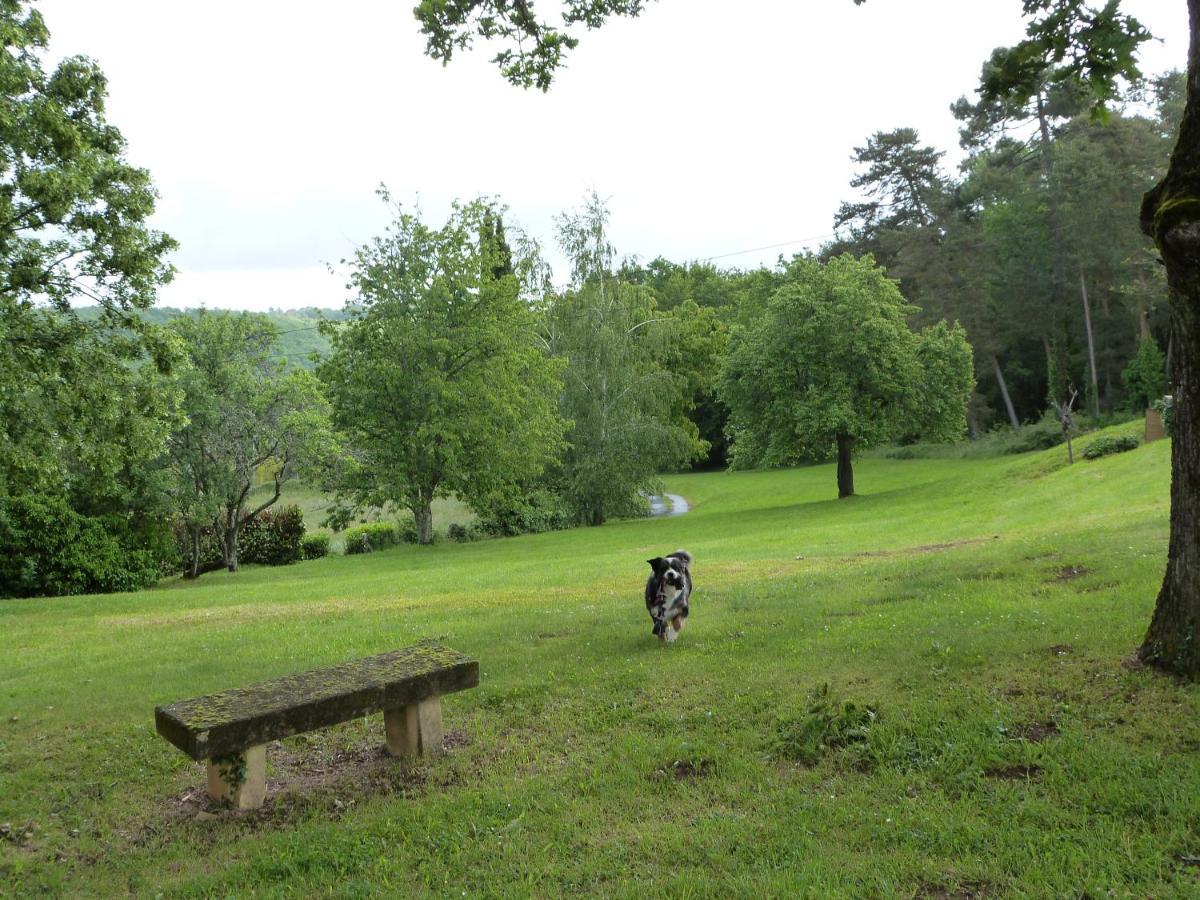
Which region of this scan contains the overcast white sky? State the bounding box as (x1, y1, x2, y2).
(40, 0, 1187, 312)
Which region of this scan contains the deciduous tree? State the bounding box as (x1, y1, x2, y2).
(546, 194, 705, 524)
(0, 0, 179, 596)
(718, 255, 972, 498)
(168, 312, 334, 576)
(319, 196, 566, 544)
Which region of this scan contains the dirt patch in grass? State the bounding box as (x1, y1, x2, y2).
(1048, 565, 1089, 583)
(915, 880, 994, 899)
(1012, 720, 1059, 743)
(653, 759, 713, 781)
(1047, 644, 1073, 656)
(162, 726, 472, 832)
(984, 763, 1042, 780)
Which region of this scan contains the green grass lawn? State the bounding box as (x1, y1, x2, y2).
(3, 430, 1198, 897)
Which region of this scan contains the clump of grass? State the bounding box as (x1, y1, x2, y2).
(770, 683, 876, 765)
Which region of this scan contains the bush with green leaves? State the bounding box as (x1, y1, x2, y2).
(301, 533, 331, 560)
(0, 496, 174, 598)
(238, 505, 306, 565)
(1122, 336, 1168, 412)
(343, 522, 400, 555)
(1082, 434, 1140, 460)
(1001, 414, 1065, 454)
(474, 489, 574, 537)
(446, 522, 485, 543)
(397, 516, 421, 544)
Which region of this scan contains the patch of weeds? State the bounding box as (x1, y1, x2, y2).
(769, 683, 876, 766)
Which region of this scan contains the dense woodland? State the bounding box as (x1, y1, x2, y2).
(0, 0, 1180, 612)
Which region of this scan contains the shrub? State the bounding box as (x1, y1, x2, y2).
(239, 505, 306, 565)
(1002, 414, 1065, 454)
(343, 521, 400, 555)
(446, 522, 484, 542)
(173, 520, 223, 573)
(397, 515, 420, 544)
(301, 533, 331, 559)
(475, 489, 574, 537)
(1082, 434, 1140, 460)
(0, 495, 172, 598)
(1122, 336, 1168, 411)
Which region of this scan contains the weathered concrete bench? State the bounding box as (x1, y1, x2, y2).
(154, 640, 478, 809)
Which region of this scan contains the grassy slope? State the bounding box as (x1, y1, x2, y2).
(2, 435, 1198, 897)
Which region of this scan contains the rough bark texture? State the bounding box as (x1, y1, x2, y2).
(416, 501, 434, 545)
(1137, 0, 1200, 680)
(836, 433, 854, 498)
(154, 640, 479, 759)
(222, 513, 240, 573)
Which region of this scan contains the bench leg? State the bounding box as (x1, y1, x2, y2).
(384, 696, 443, 758)
(206, 744, 266, 809)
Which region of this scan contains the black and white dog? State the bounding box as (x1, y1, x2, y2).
(645, 550, 693, 643)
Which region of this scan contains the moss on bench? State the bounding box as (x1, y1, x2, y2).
(155, 639, 478, 760)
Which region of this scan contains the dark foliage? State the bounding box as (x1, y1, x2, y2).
(446, 522, 485, 542)
(239, 505, 307, 566)
(474, 489, 575, 537)
(301, 533, 331, 560)
(1082, 434, 1140, 460)
(0, 496, 174, 598)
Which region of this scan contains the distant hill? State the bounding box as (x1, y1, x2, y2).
(73, 306, 343, 369)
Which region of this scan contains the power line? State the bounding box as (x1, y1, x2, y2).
(701, 232, 838, 262)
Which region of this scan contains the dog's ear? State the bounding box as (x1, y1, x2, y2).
(647, 557, 666, 572)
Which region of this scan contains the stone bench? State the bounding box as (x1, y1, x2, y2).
(154, 640, 478, 809)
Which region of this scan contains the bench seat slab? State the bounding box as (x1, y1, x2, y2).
(155, 641, 478, 760)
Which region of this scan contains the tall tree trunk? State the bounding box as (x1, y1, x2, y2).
(992, 356, 1020, 430)
(836, 433, 854, 499)
(1137, 0, 1200, 679)
(186, 525, 202, 579)
(415, 500, 434, 545)
(223, 511, 240, 572)
(1080, 268, 1101, 418)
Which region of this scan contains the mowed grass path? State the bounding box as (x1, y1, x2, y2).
(3, 436, 1198, 897)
